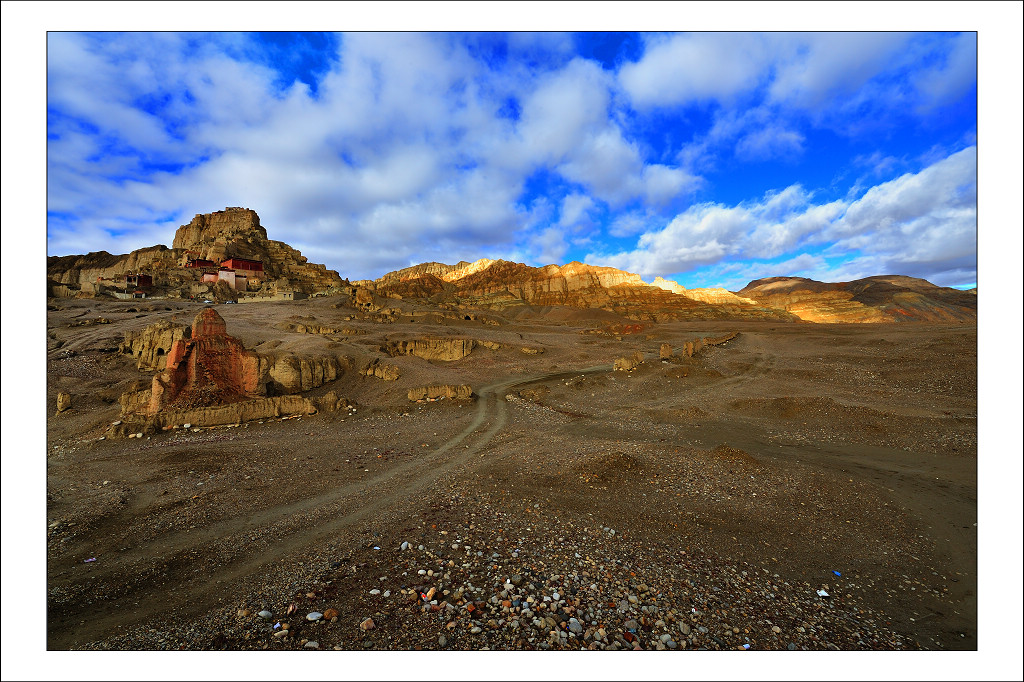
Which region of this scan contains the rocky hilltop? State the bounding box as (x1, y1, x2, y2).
(738, 275, 977, 323)
(371, 259, 796, 322)
(47, 207, 346, 301)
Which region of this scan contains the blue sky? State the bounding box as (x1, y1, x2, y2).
(43, 28, 983, 289)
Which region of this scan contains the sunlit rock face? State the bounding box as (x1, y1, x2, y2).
(172, 207, 268, 259)
(374, 259, 797, 322)
(650, 277, 687, 295)
(737, 276, 977, 323)
(47, 207, 346, 296)
(149, 308, 264, 413)
(381, 338, 477, 362)
(682, 288, 760, 307)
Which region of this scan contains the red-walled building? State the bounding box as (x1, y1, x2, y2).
(221, 258, 264, 273)
(125, 273, 153, 288)
(185, 258, 216, 268)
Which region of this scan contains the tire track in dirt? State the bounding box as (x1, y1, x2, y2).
(49, 364, 611, 648)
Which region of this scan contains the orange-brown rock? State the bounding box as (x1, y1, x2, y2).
(381, 338, 476, 362)
(120, 320, 191, 371)
(408, 385, 474, 401)
(375, 259, 797, 322)
(117, 308, 351, 431)
(148, 308, 264, 413)
(682, 288, 759, 306)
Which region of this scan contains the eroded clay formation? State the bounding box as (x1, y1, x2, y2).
(113, 308, 352, 435)
(381, 338, 477, 362)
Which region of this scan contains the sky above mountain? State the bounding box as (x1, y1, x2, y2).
(42, 23, 987, 289)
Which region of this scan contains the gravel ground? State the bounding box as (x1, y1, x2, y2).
(36, 298, 992, 678)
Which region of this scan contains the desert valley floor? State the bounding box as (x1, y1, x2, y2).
(45, 296, 977, 653)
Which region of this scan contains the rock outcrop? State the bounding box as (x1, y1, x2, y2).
(650, 277, 687, 295)
(738, 276, 977, 323)
(114, 308, 352, 435)
(148, 308, 263, 413)
(381, 338, 476, 362)
(614, 351, 645, 372)
(374, 259, 797, 322)
(47, 207, 346, 299)
(363, 359, 400, 381)
(263, 354, 350, 395)
(110, 393, 354, 437)
(117, 308, 349, 417)
(276, 321, 364, 336)
(120, 320, 190, 371)
(682, 288, 759, 306)
(407, 385, 474, 401)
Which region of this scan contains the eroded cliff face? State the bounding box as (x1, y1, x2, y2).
(117, 309, 352, 430)
(650, 277, 687, 295)
(375, 259, 796, 322)
(381, 338, 477, 362)
(738, 276, 977, 323)
(682, 288, 760, 307)
(48, 207, 346, 296)
(120, 320, 191, 371)
(47, 246, 177, 287)
(171, 207, 268, 259)
(148, 308, 264, 413)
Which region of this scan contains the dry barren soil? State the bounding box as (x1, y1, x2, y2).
(45, 296, 977, 654)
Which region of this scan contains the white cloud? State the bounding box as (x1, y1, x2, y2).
(530, 226, 571, 265)
(587, 146, 976, 284)
(557, 193, 596, 230)
(556, 127, 644, 206)
(517, 58, 611, 166)
(641, 164, 701, 206)
(735, 126, 804, 161)
(44, 32, 979, 285)
(826, 146, 976, 241)
(607, 210, 652, 238)
(619, 33, 769, 107)
(912, 32, 977, 112)
(766, 33, 914, 110)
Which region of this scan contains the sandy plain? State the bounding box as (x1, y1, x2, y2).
(44, 295, 977, 654)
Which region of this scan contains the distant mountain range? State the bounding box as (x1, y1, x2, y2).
(47, 207, 976, 323)
(363, 260, 977, 323)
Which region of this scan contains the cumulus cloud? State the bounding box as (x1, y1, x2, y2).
(826, 146, 976, 241)
(734, 126, 804, 161)
(911, 32, 977, 112)
(44, 32, 977, 285)
(619, 32, 770, 107)
(557, 193, 596, 230)
(765, 32, 914, 110)
(588, 147, 975, 285)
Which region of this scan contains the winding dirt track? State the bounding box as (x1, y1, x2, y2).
(48, 363, 614, 649)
